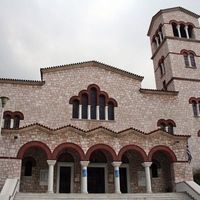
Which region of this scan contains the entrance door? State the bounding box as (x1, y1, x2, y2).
(59, 166, 71, 193)
(88, 167, 105, 193)
(120, 167, 128, 193)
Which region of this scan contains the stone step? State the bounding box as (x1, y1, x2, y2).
(14, 192, 192, 200)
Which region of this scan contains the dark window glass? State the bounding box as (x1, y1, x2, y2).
(24, 161, 33, 176)
(189, 54, 196, 67)
(188, 25, 193, 38)
(183, 53, 189, 66)
(168, 123, 174, 134)
(172, 23, 179, 37)
(192, 101, 198, 116)
(72, 100, 79, 118)
(82, 94, 88, 119)
(13, 115, 20, 129)
(4, 114, 11, 129)
(108, 102, 114, 120)
(160, 122, 166, 131)
(90, 88, 97, 119)
(180, 24, 187, 38)
(99, 95, 106, 120)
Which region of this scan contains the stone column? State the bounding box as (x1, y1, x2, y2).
(142, 162, 152, 193)
(47, 160, 56, 193)
(176, 24, 181, 38)
(10, 119, 14, 128)
(184, 25, 189, 39)
(80, 161, 90, 193)
(96, 105, 100, 120)
(155, 37, 159, 47)
(105, 106, 108, 120)
(87, 105, 91, 120)
(112, 161, 122, 193)
(79, 104, 82, 119)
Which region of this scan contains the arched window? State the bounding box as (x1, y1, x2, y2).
(189, 53, 196, 67)
(99, 95, 106, 120)
(72, 99, 79, 119)
(188, 25, 194, 38)
(183, 53, 189, 67)
(4, 114, 11, 129)
(108, 101, 114, 120)
(180, 24, 187, 38)
(160, 122, 166, 131)
(13, 115, 20, 129)
(192, 101, 198, 116)
(168, 123, 174, 134)
(82, 94, 88, 119)
(181, 50, 196, 68)
(90, 88, 97, 119)
(172, 22, 179, 37)
(69, 84, 117, 120)
(157, 119, 176, 134)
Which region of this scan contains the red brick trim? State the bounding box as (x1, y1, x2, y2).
(52, 143, 85, 160)
(169, 20, 195, 28)
(3, 111, 13, 118)
(157, 119, 176, 127)
(118, 145, 148, 162)
(189, 97, 200, 103)
(86, 144, 118, 161)
(148, 145, 177, 162)
(13, 111, 24, 120)
(17, 141, 52, 160)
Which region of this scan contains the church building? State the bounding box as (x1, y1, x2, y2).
(0, 7, 200, 196)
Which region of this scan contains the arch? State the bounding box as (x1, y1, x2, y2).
(17, 141, 52, 160)
(148, 145, 177, 162)
(198, 130, 200, 137)
(13, 111, 24, 120)
(87, 84, 100, 94)
(107, 98, 118, 107)
(3, 110, 13, 118)
(52, 142, 85, 160)
(189, 97, 197, 104)
(166, 119, 176, 127)
(157, 119, 167, 127)
(86, 144, 118, 161)
(118, 145, 148, 162)
(69, 96, 80, 104)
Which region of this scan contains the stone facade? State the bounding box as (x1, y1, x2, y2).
(0, 7, 199, 194)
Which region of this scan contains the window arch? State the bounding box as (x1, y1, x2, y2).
(152, 24, 164, 49)
(3, 111, 24, 129)
(69, 84, 117, 121)
(158, 56, 165, 77)
(170, 21, 195, 39)
(99, 95, 106, 120)
(3, 113, 12, 129)
(181, 50, 196, 68)
(72, 99, 79, 119)
(157, 119, 176, 134)
(108, 101, 114, 120)
(90, 87, 97, 119)
(82, 93, 88, 119)
(189, 97, 200, 117)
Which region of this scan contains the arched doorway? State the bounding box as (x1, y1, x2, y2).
(17, 142, 51, 193)
(86, 144, 117, 193)
(118, 145, 148, 193)
(148, 146, 176, 192)
(52, 143, 85, 193)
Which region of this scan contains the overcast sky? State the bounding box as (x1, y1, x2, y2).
(0, 0, 199, 88)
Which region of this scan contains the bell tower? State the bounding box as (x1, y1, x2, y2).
(148, 7, 200, 91)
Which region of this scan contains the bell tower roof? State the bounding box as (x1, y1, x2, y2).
(148, 7, 200, 36)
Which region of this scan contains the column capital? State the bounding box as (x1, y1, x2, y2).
(142, 162, 152, 168)
(47, 160, 56, 166)
(112, 161, 122, 167)
(80, 161, 90, 167)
